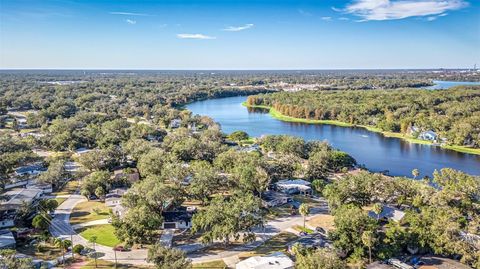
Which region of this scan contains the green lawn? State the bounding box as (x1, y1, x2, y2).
(52, 180, 79, 196)
(78, 224, 121, 247)
(293, 225, 314, 234)
(193, 260, 227, 268)
(70, 201, 110, 225)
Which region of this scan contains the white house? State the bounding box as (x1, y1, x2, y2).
(14, 164, 46, 177)
(236, 252, 294, 269)
(262, 191, 292, 208)
(169, 119, 182, 129)
(105, 188, 128, 207)
(419, 130, 438, 141)
(275, 179, 312, 196)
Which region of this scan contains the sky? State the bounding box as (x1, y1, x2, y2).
(0, 0, 479, 69)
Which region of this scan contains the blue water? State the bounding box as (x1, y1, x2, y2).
(187, 96, 480, 178)
(425, 80, 480, 89)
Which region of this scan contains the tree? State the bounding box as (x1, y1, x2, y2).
(94, 186, 106, 200)
(372, 203, 383, 221)
(412, 169, 420, 179)
(73, 244, 84, 258)
(37, 160, 67, 188)
(296, 248, 347, 269)
(329, 204, 378, 259)
(39, 199, 59, 214)
(89, 236, 98, 268)
(32, 214, 50, 231)
(0, 249, 34, 269)
(147, 244, 191, 269)
(228, 130, 249, 142)
(192, 193, 264, 245)
(81, 170, 111, 198)
(299, 203, 310, 229)
(54, 238, 72, 265)
(362, 230, 376, 264)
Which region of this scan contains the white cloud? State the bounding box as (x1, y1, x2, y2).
(109, 11, 149, 16)
(298, 9, 312, 17)
(223, 24, 254, 32)
(321, 16, 332, 21)
(339, 17, 350, 21)
(126, 19, 136, 25)
(176, 34, 216, 40)
(338, 0, 468, 21)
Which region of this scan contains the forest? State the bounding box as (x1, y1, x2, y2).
(246, 86, 480, 148)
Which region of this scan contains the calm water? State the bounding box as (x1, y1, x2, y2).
(187, 96, 480, 178)
(425, 80, 480, 89)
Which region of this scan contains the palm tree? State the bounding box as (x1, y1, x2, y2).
(299, 203, 310, 229)
(412, 169, 419, 179)
(54, 238, 71, 267)
(362, 230, 376, 264)
(89, 236, 98, 268)
(372, 203, 383, 221)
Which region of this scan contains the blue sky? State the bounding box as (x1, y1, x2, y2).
(1, 0, 479, 69)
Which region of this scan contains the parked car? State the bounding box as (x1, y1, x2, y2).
(113, 245, 129, 252)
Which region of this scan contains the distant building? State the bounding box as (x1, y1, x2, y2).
(368, 205, 406, 223)
(0, 187, 43, 228)
(14, 164, 46, 177)
(235, 252, 294, 269)
(112, 168, 140, 184)
(105, 188, 128, 207)
(275, 179, 312, 196)
(169, 119, 182, 129)
(262, 191, 292, 208)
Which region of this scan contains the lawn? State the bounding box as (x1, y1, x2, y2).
(78, 224, 121, 247)
(53, 179, 79, 196)
(192, 260, 227, 268)
(293, 225, 314, 234)
(80, 259, 151, 269)
(307, 214, 335, 231)
(70, 200, 111, 225)
(239, 232, 298, 258)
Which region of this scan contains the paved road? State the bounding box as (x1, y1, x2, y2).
(49, 193, 329, 266)
(49, 193, 148, 265)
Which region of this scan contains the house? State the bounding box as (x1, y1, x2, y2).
(112, 168, 140, 184)
(0, 187, 42, 228)
(169, 119, 182, 129)
(287, 234, 332, 254)
(235, 252, 294, 269)
(19, 131, 45, 139)
(0, 230, 16, 249)
(14, 164, 46, 177)
(105, 188, 128, 207)
(368, 205, 406, 223)
(161, 207, 195, 229)
(275, 179, 312, 196)
(27, 182, 53, 195)
(419, 130, 438, 141)
(262, 191, 292, 208)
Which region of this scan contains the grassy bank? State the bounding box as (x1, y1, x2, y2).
(242, 102, 480, 155)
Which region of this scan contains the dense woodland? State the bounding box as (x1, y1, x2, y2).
(247, 87, 480, 148)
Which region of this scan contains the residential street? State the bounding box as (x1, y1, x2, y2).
(49, 193, 329, 266)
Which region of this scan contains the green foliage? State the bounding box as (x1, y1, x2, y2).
(0, 249, 34, 269)
(295, 248, 347, 269)
(228, 130, 249, 142)
(192, 193, 264, 245)
(32, 214, 50, 230)
(73, 244, 84, 255)
(147, 244, 191, 269)
(80, 170, 111, 198)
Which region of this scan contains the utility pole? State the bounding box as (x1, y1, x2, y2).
(71, 234, 74, 261)
(114, 249, 118, 269)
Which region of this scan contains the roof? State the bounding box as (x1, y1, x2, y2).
(0, 187, 42, 211)
(162, 210, 193, 223)
(368, 205, 405, 222)
(262, 191, 289, 202)
(276, 179, 311, 186)
(15, 164, 46, 174)
(0, 230, 16, 248)
(236, 252, 294, 269)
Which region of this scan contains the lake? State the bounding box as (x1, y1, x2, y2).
(187, 96, 480, 178)
(426, 80, 480, 89)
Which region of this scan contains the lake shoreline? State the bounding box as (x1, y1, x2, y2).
(242, 102, 480, 156)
